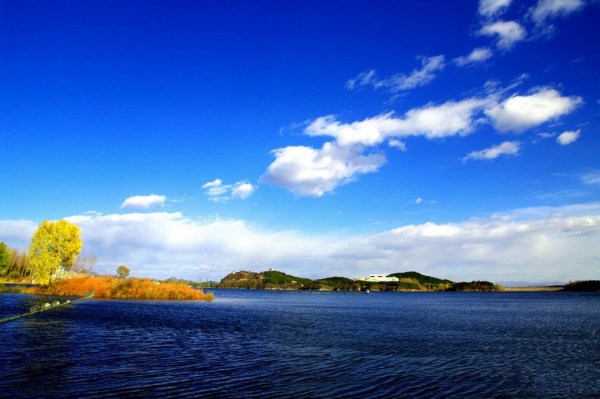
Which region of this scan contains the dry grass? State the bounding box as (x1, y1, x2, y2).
(30, 276, 214, 301)
(502, 286, 563, 292)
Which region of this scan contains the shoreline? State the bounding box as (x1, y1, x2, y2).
(502, 286, 564, 292)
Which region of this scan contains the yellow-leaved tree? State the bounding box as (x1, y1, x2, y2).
(29, 220, 82, 285)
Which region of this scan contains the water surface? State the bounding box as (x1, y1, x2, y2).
(1, 290, 599, 398)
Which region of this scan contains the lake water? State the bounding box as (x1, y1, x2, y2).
(1, 289, 599, 398)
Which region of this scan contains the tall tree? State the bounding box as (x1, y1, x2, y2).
(29, 220, 82, 285)
(116, 265, 130, 279)
(0, 242, 12, 276)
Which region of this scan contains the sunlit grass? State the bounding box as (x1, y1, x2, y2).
(30, 276, 214, 301)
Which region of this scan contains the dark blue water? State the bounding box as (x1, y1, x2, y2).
(1, 290, 599, 398)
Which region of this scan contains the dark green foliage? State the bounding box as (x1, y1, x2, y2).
(447, 281, 501, 292)
(315, 276, 354, 285)
(389, 271, 453, 287)
(116, 265, 130, 279)
(563, 280, 600, 292)
(262, 270, 311, 286)
(0, 242, 12, 276)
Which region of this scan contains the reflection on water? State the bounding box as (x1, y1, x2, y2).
(1, 290, 599, 398)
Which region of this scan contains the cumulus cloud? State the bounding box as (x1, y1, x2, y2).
(2, 204, 599, 283)
(346, 55, 445, 92)
(261, 142, 386, 197)
(556, 129, 581, 145)
(454, 47, 493, 66)
(121, 194, 166, 210)
(202, 179, 255, 202)
(264, 97, 490, 196)
(463, 141, 521, 161)
(479, 20, 527, 49)
(529, 0, 585, 25)
(265, 85, 582, 196)
(485, 88, 583, 132)
(231, 183, 255, 199)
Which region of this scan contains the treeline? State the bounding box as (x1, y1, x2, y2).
(563, 280, 600, 292)
(0, 220, 101, 284)
(0, 241, 98, 282)
(0, 243, 32, 280)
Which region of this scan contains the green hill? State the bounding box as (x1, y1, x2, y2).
(446, 281, 502, 292)
(388, 271, 453, 290)
(218, 269, 503, 292)
(219, 270, 312, 289)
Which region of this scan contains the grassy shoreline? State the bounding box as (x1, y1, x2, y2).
(2, 276, 214, 301)
(502, 286, 564, 292)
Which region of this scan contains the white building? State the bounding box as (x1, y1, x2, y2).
(355, 274, 399, 283)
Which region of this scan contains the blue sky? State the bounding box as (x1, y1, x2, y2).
(1, 0, 599, 284)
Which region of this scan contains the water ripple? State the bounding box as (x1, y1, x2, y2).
(1, 291, 599, 398)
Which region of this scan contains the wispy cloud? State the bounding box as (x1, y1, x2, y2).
(454, 47, 493, 66)
(463, 141, 522, 161)
(479, 0, 513, 18)
(556, 129, 581, 145)
(121, 194, 166, 210)
(346, 55, 445, 93)
(479, 20, 527, 50)
(528, 0, 585, 25)
(581, 171, 600, 186)
(202, 179, 255, 202)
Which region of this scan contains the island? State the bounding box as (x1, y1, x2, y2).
(217, 269, 503, 292)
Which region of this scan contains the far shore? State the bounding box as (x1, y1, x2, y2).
(502, 286, 564, 292)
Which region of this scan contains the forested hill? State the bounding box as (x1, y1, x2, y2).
(218, 270, 502, 292)
(388, 271, 454, 290)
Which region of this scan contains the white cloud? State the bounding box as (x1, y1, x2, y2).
(582, 171, 600, 186)
(346, 55, 445, 92)
(265, 97, 489, 196)
(479, 0, 513, 17)
(232, 182, 255, 199)
(529, 0, 585, 25)
(306, 98, 487, 147)
(463, 141, 521, 161)
(538, 132, 556, 139)
(2, 204, 599, 283)
(121, 194, 166, 210)
(388, 139, 407, 151)
(0, 219, 37, 249)
(454, 47, 493, 66)
(479, 20, 526, 49)
(266, 85, 582, 196)
(556, 129, 581, 145)
(202, 179, 255, 202)
(485, 88, 583, 132)
(261, 142, 386, 197)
